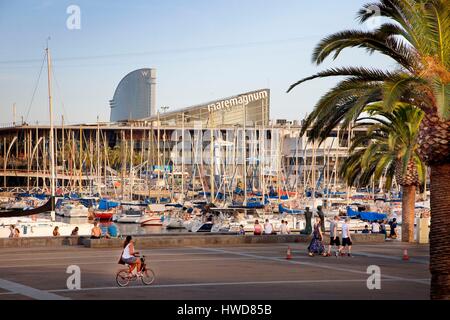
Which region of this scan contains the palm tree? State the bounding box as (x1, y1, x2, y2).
(106, 144, 143, 171)
(287, 0, 449, 299)
(107, 145, 123, 170)
(341, 104, 425, 242)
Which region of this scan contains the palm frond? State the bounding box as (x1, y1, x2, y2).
(287, 67, 394, 93)
(310, 27, 417, 71)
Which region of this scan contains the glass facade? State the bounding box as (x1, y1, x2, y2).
(110, 68, 156, 122)
(143, 89, 270, 127)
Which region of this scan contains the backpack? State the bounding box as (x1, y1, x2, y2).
(117, 249, 125, 265)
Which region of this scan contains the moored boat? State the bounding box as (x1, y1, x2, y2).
(62, 202, 89, 217)
(140, 215, 163, 226)
(94, 209, 115, 220)
(162, 214, 186, 229)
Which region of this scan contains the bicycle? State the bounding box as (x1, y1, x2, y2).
(116, 255, 156, 287)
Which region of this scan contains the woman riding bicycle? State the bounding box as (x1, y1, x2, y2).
(121, 236, 142, 275)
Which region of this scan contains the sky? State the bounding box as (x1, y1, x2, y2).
(0, 0, 395, 125)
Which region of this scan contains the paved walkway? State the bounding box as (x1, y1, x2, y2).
(0, 242, 429, 300)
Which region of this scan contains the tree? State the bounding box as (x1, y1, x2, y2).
(287, 0, 449, 299)
(341, 104, 425, 242)
(107, 145, 122, 170)
(106, 144, 144, 171)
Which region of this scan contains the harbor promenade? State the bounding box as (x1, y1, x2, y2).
(0, 240, 429, 300)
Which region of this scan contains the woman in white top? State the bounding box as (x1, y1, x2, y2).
(121, 236, 142, 274)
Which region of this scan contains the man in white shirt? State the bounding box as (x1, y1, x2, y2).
(264, 219, 274, 234)
(371, 221, 380, 233)
(285, 221, 291, 234)
(279, 219, 288, 234)
(341, 217, 353, 257)
(327, 216, 342, 256)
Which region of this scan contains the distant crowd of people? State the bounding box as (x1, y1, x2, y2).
(304, 216, 354, 257)
(361, 218, 397, 239)
(245, 214, 399, 257)
(8, 220, 120, 239)
(245, 219, 291, 236)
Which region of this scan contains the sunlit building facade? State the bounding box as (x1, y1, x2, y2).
(142, 89, 270, 127)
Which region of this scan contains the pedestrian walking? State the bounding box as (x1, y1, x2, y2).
(341, 217, 353, 257)
(326, 215, 342, 257)
(389, 218, 398, 239)
(380, 220, 387, 238)
(307, 217, 326, 257)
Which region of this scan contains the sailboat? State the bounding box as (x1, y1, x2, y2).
(1, 41, 56, 219)
(0, 197, 54, 218)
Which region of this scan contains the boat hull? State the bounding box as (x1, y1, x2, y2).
(116, 216, 142, 224)
(94, 211, 114, 220)
(63, 206, 89, 218)
(141, 217, 163, 226)
(163, 217, 185, 229)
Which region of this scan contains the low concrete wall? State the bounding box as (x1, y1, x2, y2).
(84, 234, 308, 248)
(84, 232, 386, 249)
(0, 236, 87, 248)
(0, 233, 386, 249)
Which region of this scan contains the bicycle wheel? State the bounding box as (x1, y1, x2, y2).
(116, 269, 131, 287)
(141, 268, 155, 285)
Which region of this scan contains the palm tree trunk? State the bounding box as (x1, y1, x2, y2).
(401, 184, 416, 242)
(430, 163, 450, 300)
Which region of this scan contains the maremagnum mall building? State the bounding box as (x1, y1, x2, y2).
(0, 87, 364, 192)
(141, 89, 270, 127)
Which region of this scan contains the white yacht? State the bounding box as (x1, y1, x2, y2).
(62, 203, 89, 218)
(163, 215, 186, 229)
(114, 206, 145, 224)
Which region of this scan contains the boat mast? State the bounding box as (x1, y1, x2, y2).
(243, 105, 247, 205)
(260, 99, 265, 204)
(62, 115, 65, 192)
(46, 39, 56, 221)
(96, 117, 100, 196)
(156, 111, 161, 203)
(345, 123, 353, 205)
(311, 140, 316, 210)
(130, 128, 134, 201)
(181, 112, 185, 200)
(210, 128, 215, 203)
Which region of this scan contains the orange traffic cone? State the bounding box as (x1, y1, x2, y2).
(286, 246, 292, 260)
(402, 249, 409, 261)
